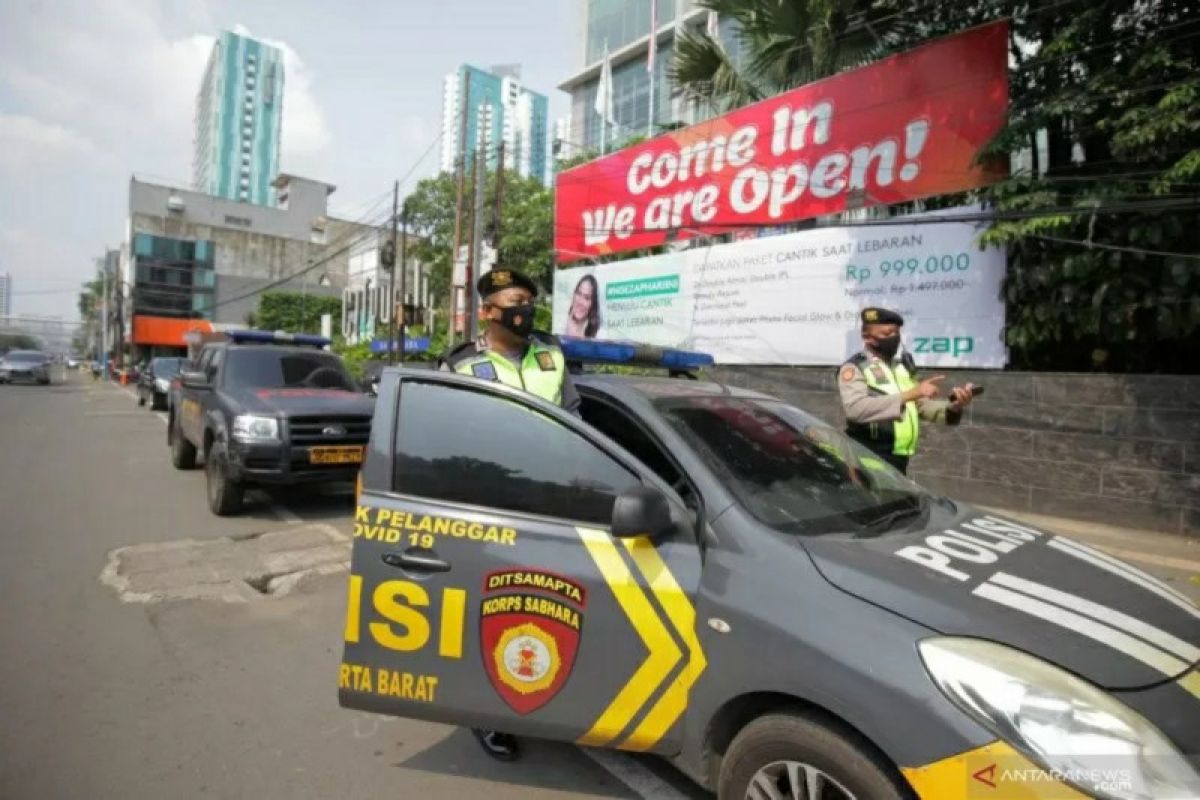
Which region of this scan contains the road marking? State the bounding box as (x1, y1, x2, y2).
(579, 747, 692, 800)
(1047, 537, 1199, 616)
(990, 572, 1198, 663)
(973, 581, 1189, 678)
(84, 410, 147, 417)
(155, 412, 168, 426)
(271, 503, 304, 524)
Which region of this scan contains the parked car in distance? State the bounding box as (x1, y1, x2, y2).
(0, 350, 52, 385)
(138, 357, 184, 410)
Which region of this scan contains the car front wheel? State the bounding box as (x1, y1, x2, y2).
(206, 442, 243, 516)
(717, 712, 908, 800)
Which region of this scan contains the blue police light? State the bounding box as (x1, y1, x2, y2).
(559, 336, 714, 370)
(227, 330, 331, 347)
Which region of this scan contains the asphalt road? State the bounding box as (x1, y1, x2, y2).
(0, 372, 706, 800)
(2, 372, 1196, 800)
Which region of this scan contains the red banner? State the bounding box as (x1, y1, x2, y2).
(555, 21, 1009, 263)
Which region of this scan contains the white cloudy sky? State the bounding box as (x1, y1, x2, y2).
(0, 0, 578, 319)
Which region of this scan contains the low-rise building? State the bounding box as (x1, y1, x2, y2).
(120, 174, 389, 359)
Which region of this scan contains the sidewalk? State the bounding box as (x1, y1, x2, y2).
(983, 506, 1200, 603)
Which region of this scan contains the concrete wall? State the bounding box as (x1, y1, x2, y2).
(711, 366, 1200, 536)
(130, 177, 326, 241)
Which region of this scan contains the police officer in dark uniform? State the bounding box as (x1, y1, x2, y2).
(838, 307, 976, 474)
(442, 267, 580, 415)
(441, 267, 577, 762)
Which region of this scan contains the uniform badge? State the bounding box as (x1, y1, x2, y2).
(492, 270, 512, 286)
(864, 309, 879, 322)
(840, 366, 857, 383)
(480, 569, 585, 715)
(471, 362, 498, 381)
(535, 351, 555, 371)
(870, 365, 889, 384)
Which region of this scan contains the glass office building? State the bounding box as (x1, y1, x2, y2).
(441, 65, 550, 185)
(131, 234, 216, 321)
(193, 31, 284, 205)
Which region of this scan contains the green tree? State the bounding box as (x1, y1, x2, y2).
(672, 0, 897, 114)
(255, 291, 342, 334)
(405, 167, 555, 304)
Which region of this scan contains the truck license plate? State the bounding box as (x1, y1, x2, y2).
(309, 446, 364, 465)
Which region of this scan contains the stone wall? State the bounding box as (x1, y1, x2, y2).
(711, 366, 1200, 536)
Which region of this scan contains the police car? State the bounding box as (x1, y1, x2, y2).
(340, 338, 1199, 800)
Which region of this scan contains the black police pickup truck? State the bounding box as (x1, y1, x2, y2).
(168, 330, 374, 515)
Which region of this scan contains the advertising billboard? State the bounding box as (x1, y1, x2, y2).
(553, 207, 1007, 367)
(555, 21, 1009, 263)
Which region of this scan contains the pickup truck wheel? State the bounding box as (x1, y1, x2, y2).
(170, 418, 197, 470)
(137, 392, 146, 406)
(206, 443, 243, 516)
(717, 713, 907, 800)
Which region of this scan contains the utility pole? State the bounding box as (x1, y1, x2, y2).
(494, 141, 505, 262)
(387, 179, 399, 364)
(467, 142, 487, 342)
(397, 199, 409, 361)
(100, 266, 109, 374)
(449, 70, 471, 348)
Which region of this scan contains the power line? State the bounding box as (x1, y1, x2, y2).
(1025, 233, 1200, 261)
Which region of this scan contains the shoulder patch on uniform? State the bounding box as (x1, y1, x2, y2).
(840, 365, 857, 383)
(471, 362, 498, 381)
(535, 351, 555, 371)
(443, 341, 477, 367)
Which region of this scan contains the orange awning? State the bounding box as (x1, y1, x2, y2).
(132, 315, 214, 347)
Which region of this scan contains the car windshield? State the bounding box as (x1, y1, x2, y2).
(150, 358, 182, 377)
(5, 351, 47, 364)
(656, 396, 929, 535)
(223, 348, 357, 391)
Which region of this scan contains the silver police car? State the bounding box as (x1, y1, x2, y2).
(340, 342, 1198, 800)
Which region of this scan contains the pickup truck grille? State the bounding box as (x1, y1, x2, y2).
(288, 415, 371, 447)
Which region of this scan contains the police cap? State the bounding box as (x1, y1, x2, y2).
(861, 307, 904, 326)
(478, 268, 538, 299)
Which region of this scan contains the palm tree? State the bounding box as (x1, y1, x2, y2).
(672, 0, 906, 114)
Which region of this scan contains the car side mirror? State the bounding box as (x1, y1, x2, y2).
(611, 485, 672, 539)
(180, 369, 209, 389)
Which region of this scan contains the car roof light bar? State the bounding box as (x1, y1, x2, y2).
(226, 330, 331, 347)
(559, 336, 714, 370)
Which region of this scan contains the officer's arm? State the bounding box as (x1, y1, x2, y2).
(839, 366, 903, 423)
(560, 370, 582, 418)
(916, 398, 963, 425)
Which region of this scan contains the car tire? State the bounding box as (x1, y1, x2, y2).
(717, 712, 909, 800)
(170, 418, 197, 470)
(152, 392, 165, 411)
(137, 392, 146, 406)
(206, 443, 243, 516)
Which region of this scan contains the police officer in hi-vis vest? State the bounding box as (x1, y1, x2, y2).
(442, 267, 580, 415)
(839, 307, 976, 474)
(440, 267, 578, 762)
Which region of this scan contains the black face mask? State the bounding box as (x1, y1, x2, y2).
(496, 303, 535, 338)
(872, 333, 901, 360)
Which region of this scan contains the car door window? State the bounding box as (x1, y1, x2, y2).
(393, 381, 639, 525)
(579, 395, 699, 513)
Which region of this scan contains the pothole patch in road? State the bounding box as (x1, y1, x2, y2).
(100, 524, 350, 604)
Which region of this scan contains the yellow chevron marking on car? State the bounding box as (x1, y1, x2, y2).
(618, 536, 707, 751)
(1179, 669, 1200, 701)
(902, 740, 1089, 800)
(575, 526, 681, 747)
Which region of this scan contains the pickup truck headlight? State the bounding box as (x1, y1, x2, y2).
(919, 637, 1200, 800)
(231, 414, 279, 442)
(155, 378, 170, 392)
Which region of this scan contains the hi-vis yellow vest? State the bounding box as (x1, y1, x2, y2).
(854, 356, 921, 457)
(452, 337, 566, 406)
